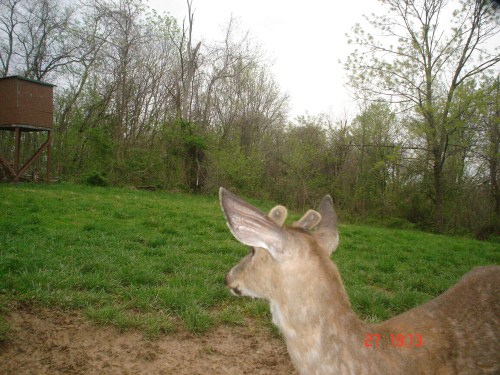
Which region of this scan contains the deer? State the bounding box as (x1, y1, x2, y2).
(219, 188, 500, 375)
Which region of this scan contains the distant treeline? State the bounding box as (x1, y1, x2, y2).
(0, 0, 498, 237)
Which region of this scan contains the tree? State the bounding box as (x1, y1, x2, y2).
(0, 0, 79, 79)
(475, 76, 500, 235)
(16, 0, 78, 80)
(485, 79, 500, 226)
(0, 0, 21, 77)
(346, 0, 500, 231)
(169, 0, 201, 122)
(350, 102, 401, 217)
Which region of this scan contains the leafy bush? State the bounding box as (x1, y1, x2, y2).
(83, 171, 108, 187)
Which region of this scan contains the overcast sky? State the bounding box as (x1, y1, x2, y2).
(148, 0, 382, 119)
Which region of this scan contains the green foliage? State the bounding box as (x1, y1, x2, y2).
(83, 171, 109, 187)
(161, 120, 208, 192)
(205, 139, 265, 196)
(165, 120, 207, 156)
(344, 0, 499, 232)
(273, 123, 331, 207)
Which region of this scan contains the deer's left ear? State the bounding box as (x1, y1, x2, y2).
(219, 188, 291, 261)
(313, 195, 339, 255)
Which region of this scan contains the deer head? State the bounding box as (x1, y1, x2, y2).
(220, 188, 339, 301)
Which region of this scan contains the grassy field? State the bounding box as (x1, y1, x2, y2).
(0, 183, 498, 338)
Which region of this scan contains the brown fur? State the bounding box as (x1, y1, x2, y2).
(220, 188, 500, 375)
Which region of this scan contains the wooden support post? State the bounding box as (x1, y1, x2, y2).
(14, 127, 20, 180)
(0, 128, 53, 183)
(0, 155, 15, 177)
(15, 136, 51, 180)
(46, 131, 51, 182)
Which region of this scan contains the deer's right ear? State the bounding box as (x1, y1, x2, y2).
(293, 209, 322, 230)
(219, 188, 289, 261)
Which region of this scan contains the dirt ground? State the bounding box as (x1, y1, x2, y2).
(0, 307, 297, 375)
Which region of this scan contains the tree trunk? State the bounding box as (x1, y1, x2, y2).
(489, 107, 500, 230)
(433, 156, 445, 232)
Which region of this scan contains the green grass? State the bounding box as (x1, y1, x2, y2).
(336, 225, 499, 322)
(0, 183, 498, 335)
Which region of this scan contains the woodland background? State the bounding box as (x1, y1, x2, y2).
(0, 0, 499, 237)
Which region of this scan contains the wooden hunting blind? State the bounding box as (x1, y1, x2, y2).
(0, 76, 54, 182)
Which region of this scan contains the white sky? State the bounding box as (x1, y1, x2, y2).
(147, 0, 382, 120)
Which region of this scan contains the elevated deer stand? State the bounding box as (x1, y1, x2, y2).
(0, 76, 54, 182)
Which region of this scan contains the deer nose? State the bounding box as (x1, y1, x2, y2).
(231, 287, 242, 296)
(225, 270, 242, 296)
(225, 271, 232, 287)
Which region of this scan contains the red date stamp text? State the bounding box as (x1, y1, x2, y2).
(364, 333, 423, 348)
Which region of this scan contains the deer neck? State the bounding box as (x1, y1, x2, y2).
(269, 260, 375, 374)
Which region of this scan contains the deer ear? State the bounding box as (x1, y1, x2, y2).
(293, 209, 322, 230)
(313, 195, 339, 255)
(219, 188, 289, 260)
(268, 205, 287, 226)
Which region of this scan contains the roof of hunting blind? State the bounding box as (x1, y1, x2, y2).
(0, 75, 55, 87)
(0, 76, 55, 131)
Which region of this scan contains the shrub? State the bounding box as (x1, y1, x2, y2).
(83, 171, 108, 187)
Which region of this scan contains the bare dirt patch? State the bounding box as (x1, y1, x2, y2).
(0, 307, 297, 374)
